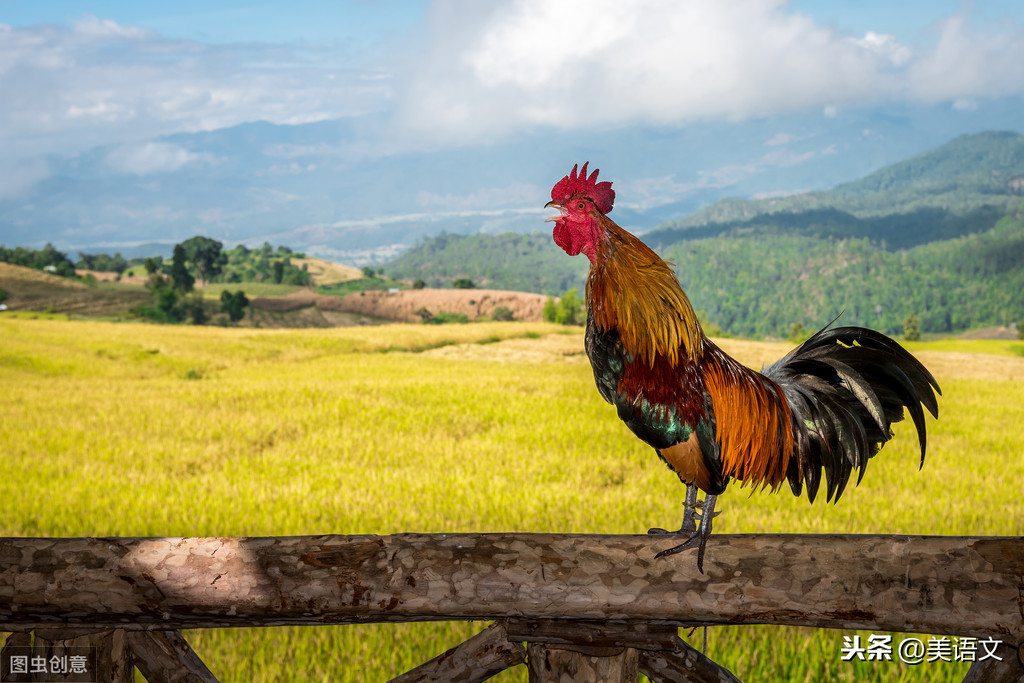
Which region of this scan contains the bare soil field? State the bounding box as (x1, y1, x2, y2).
(328, 288, 549, 322)
(289, 257, 363, 285)
(957, 325, 1019, 340)
(246, 287, 548, 326)
(0, 263, 149, 316)
(77, 269, 150, 286)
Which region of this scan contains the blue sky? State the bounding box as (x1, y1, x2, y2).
(0, 1, 428, 46)
(5, 1, 1023, 46)
(2, 0, 1024, 178)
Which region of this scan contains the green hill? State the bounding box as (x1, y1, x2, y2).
(645, 131, 1024, 249)
(384, 132, 1024, 338)
(385, 231, 588, 296)
(834, 130, 1024, 195)
(663, 212, 1024, 338)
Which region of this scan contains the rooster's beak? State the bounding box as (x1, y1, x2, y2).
(544, 201, 565, 222)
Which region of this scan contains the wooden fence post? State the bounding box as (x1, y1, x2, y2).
(525, 642, 638, 682)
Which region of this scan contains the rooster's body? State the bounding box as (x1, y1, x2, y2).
(547, 163, 940, 571)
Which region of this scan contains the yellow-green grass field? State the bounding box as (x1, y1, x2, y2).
(1, 316, 1022, 682)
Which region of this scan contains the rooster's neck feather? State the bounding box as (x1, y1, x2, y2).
(586, 215, 704, 366)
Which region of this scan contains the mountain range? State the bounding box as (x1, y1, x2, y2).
(384, 132, 1024, 338)
(3, 99, 1024, 264)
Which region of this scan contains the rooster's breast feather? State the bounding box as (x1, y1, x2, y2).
(584, 309, 726, 494)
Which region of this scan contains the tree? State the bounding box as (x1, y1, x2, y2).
(143, 257, 162, 276)
(903, 312, 922, 341)
(1018, 321, 1023, 340)
(273, 261, 285, 284)
(542, 297, 557, 323)
(788, 322, 808, 344)
(555, 288, 583, 325)
(180, 236, 227, 286)
(133, 262, 185, 323)
(362, 266, 376, 278)
(453, 278, 475, 289)
(412, 278, 426, 290)
(170, 245, 195, 293)
(186, 293, 207, 325)
(220, 290, 249, 324)
(38, 243, 76, 277)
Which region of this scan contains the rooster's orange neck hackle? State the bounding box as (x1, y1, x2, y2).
(549, 162, 702, 367)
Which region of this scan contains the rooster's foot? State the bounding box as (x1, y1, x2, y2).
(653, 489, 719, 574)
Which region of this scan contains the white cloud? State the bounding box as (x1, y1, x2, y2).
(0, 16, 392, 164)
(3, 1, 1024, 175)
(72, 14, 151, 41)
(905, 14, 1024, 102)
(850, 31, 912, 67)
(764, 132, 805, 146)
(395, 0, 1024, 141)
(106, 142, 209, 175)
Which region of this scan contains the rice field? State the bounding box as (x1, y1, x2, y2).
(1, 316, 1022, 681)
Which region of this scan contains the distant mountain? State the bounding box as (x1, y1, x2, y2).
(3, 101, 1024, 262)
(644, 131, 1024, 249)
(384, 132, 1024, 337)
(834, 130, 1024, 195)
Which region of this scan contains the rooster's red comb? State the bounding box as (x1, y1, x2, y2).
(550, 162, 615, 214)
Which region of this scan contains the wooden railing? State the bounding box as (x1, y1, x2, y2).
(1, 533, 1022, 681)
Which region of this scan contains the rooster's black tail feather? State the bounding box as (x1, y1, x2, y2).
(762, 325, 940, 503)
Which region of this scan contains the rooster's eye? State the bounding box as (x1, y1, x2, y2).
(577, 201, 586, 211)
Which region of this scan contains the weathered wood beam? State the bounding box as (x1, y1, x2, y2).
(127, 630, 219, 683)
(962, 641, 1024, 683)
(505, 619, 678, 651)
(638, 636, 741, 683)
(526, 642, 638, 682)
(389, 621, 526, 682)
(1, 534, 1021, 642)
(32, 628, 134, 683)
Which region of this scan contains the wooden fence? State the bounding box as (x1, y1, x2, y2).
(1, 533, 1022, 681)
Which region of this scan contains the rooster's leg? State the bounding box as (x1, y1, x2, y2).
(653, 492, 720, 574)
(647, 483, 701, 535)
(680, 483, 700, 533)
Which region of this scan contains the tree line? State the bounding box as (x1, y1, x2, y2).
(132, 238, 249, 325)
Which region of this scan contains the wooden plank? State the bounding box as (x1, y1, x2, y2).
(962, 641, 1024, 683)
(0, 534, 1021, 641)
(389, 621, 525, 682)
(506, 619, 678, 651)
(32, 629, 133, 683)
(127, 630, 219, 683)
(638, 636, 741, 683)
(526, 643, 638, 683)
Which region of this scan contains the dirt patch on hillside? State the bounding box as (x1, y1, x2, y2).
(248, 287, 549, 324)
(328, 288, 549, 322)
(78, 269, 149, 286)
(289, 258, 363, 286)
(957, 325, 1019, 340)
(0, 263, 149, 315)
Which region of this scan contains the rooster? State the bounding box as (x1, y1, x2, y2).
(546, 163, 940, 572)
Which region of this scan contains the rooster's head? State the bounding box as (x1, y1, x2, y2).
(546, 162, 614, 263)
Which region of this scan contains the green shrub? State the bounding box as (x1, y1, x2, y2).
(491, 306, 515, 322)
